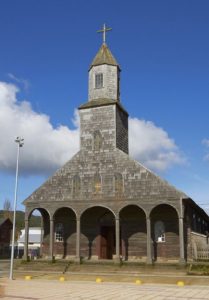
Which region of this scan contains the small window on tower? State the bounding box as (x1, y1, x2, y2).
(95, 73, 103, 89)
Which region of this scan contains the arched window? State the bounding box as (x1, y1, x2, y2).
(114, 173, 123, 194)
(154, 221, 165, 242)
(55, 223, 64, 242)
(93, 130, 102, 151)
(94, 173, 101, 193)
(73, 174, 81, 196)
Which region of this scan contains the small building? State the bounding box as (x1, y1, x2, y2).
(0, 218, 12, 258)
(17, 227, 42, 259)
(23, 28, 209, 264)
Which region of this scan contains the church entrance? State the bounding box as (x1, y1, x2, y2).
(81, 206, 115, 260)
(100, 226, 115, 259)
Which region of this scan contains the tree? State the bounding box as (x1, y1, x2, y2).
(3, 198, 12, 220)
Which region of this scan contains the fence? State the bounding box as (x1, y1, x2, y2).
(192, 244, 209, 260)
(191, 231, 209, 261)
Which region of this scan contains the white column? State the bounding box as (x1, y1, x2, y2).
(76, 218, 80, 263)
(115, 217, 120, 261)
(179, 197, 186, 264)
(179, 217, 185, 264)
(49, 218, 54, 261)
(146, 217, 152, 264)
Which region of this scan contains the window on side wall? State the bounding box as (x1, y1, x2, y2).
(55, 223, 64, 242)
(154, 221, 165, 242)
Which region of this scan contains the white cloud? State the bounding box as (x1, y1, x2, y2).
(0, 81, 185, 175)
(0, 82, 79, 175)
(129, 118, 185, 171)
(202, 139, 209, 161)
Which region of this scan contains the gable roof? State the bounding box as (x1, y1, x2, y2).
(0, 217, 12, 226)
(23, 149, 187, 206)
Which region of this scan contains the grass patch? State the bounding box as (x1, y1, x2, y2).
(188, 264, 209, 275)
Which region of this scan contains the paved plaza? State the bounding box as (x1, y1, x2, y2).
(1, 279, 209, 300)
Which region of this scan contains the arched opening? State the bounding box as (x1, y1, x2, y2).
(25, 208, 50, 259)
(150, 204, 179, 262)
(53, 207, 76, 259)
(120, 205, 146, 261)
(80, 206, 115, 260)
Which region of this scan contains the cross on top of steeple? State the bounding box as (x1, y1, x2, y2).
(97, 24, 112, 44)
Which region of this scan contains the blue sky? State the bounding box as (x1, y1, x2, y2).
(0, 0, 209, 213)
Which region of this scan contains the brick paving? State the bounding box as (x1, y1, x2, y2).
(1, 279, 209, 300)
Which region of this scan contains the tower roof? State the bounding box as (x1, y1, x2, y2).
(90, 43, 120, 69)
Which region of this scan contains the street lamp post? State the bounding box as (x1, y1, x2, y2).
(9, 137, 24, 280)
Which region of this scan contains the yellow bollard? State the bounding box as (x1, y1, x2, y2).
(59, 276, 65, 282)
(135, 279, 142, 285)
(177, 281, 185, 287)
(96, 277, 102, 283)
(25, 275, 32, 280)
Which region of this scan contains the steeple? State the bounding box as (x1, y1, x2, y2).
(90, 43, 120, 69)
(88, 24, 121, 102)
(89, 24, 119, 69)
(79, 25, 128, 155)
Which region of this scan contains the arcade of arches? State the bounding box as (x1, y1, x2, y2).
(24, 204, 184, 263)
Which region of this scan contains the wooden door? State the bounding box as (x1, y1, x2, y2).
(100, 226, 115, 259)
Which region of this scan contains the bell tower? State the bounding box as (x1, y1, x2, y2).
(89, 24, 120, 102)
(79, 25, 128, 154)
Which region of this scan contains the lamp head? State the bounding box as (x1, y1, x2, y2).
(15, 137, 24, 147)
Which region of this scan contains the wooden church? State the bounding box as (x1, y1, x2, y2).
(23, 26, 209, 264)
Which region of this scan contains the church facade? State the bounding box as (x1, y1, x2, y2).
(23, 35, 209, 264)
